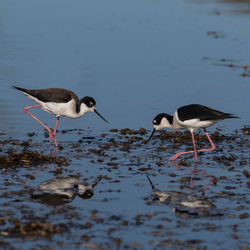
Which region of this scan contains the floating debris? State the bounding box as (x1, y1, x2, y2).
(0, 148, 69, 168)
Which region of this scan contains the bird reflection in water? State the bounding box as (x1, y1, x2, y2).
(170, 160, 215, 194)
(146, 164, 218, 216)
(31, 175, 102, 206)
(22, 147, 58, 185)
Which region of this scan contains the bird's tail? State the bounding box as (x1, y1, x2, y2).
(12, 86, 32, 96)
(12, 86, 26, 92)
(222, 114, 239, 119)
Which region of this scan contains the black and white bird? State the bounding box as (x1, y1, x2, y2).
(13, 86, 108, 147)
(147, 104, 238, 161)
(31, 176, 102, 205)
(146, 175, 217, 216)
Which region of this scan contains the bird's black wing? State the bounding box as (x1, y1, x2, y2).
(177, 104, 237, 121)
(30, 89, 73, 103)
(13, 86, 73, 103)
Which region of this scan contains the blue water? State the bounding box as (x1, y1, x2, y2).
(0, 0, 249, 249)
(0, 0, 249, 134)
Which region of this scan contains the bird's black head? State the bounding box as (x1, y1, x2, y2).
(146, 113, 173, 144)
(82, 96, 96, 108)
(78, 188, 94, 199)
(152, 113, 173, 126)
(79, 96, 108, 123)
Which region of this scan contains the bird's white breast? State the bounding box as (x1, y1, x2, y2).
(38, 177, 80, 197)
(24, 93, 80, 118)
(41, 99, 78, 118)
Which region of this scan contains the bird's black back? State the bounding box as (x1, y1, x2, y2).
(177, 104, 238, 121)
(13, 86, 74, 103)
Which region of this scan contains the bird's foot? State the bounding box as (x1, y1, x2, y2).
(169, 153, 181, 161)
(169, 151, 198, 162)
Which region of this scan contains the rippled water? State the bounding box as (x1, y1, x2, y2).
(0, 0, 249, 249)
(0, 0, 249, 132)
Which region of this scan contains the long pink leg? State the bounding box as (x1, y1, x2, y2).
(169, 128, 216, 162)
(192, 165, 215, 192)
(171, 161, 213, 192)
(169, 130, 198, 161)
(52, 116, 60, 147)
(23, 104, 53, 143)
(198, 128, 216, 153)
(192, 131, 198, 162)
(49, 147, 58, 169)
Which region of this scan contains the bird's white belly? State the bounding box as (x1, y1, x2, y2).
(41, 100, 78, 118)
(179, 119, 218, 130)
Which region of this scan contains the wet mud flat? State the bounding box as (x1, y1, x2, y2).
(0, 126, 249, 249)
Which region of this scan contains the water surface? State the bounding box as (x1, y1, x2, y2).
(0, 0, 249, 133)
(0, 0, 249, 249)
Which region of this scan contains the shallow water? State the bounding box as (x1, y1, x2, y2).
(0, 0, 250, 249)
(0, 0, 250, 132)
(0, 128, 249, 249)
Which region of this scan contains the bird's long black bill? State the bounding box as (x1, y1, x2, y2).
(146, 128, 156, 144)
(92, 175, 102, 188)
(94, 110, 108, 123)
(146, 174, 155, 190)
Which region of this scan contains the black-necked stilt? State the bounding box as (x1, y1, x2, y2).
(13, 86, 108, 147)
(146, 175, 216, 213)
(31, 176, 102, 205)
(147, 104, 238, 161)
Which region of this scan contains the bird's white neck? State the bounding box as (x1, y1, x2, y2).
(80, 103, 94, 114)
(155, 118, 173, 130)
(154, 116, 184, 130)
(47, 100, 94, 119)
(71, 103, 94, 118)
